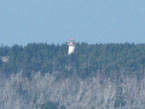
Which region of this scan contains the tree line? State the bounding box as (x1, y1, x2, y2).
(0, 42, 145, 78)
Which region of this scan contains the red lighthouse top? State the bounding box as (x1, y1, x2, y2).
(69, 38, 74, 41)
(67, 38, 75, 46)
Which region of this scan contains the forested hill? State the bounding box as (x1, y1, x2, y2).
(0, 43, 145, 78)
(1, 43, 145, 109)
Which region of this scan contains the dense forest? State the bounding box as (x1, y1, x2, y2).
(0, 43, 145, 109)
(0, 43, 145, 78)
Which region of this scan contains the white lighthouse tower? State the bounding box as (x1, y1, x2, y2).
(67, 38, 76, 55)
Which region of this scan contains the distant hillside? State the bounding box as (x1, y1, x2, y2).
(0, 43, 145, 78)
(0, 43, 145, 109)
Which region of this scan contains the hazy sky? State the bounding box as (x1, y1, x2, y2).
(0, 0, 145, 46)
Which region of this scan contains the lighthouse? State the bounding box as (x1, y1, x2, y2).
(67, 38, 76, 55)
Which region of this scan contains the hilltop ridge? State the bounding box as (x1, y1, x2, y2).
(0, 43, 145, 78)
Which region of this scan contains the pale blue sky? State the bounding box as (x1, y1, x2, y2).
(0, 0, 145, 46)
